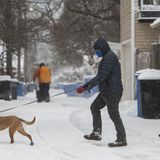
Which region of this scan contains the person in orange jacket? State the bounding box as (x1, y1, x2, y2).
(33, 63, 51, 102)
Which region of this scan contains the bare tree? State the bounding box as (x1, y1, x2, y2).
(0, 0, 50, 79)
(53, 0, 120, 66)
(0, 0, 120, 78)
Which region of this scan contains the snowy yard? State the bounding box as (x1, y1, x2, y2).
(0, 89, 160, 160)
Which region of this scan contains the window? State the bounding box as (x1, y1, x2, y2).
(143, 0, 153, 5)
(143, 0, 160, 5)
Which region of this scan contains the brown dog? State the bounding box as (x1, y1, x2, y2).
(0, 116, 36, 145)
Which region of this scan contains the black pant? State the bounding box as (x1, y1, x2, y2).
(90, 93, 126, 140)
(39, 83, 50, 101)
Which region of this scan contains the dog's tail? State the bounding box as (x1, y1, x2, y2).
(20, 116, 36, 125)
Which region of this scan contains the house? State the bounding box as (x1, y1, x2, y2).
(120, 0, 160, 100)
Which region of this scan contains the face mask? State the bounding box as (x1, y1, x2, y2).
(95, 50, 102, 57)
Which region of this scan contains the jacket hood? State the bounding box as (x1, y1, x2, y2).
(93, 38, 111, 55)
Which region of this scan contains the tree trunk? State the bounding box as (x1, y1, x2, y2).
(6, 43, 13, 77)
(17, 49, 21, 80)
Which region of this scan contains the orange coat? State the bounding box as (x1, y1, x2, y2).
(33, 66, 51, 83)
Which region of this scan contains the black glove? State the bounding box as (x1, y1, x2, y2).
(83, 82, 89, 90)
(83, 82, 91, 93)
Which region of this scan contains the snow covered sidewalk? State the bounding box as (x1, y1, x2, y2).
(0, 89, 160, 160)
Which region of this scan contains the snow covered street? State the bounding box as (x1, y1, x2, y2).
(0, 89, 160, 160)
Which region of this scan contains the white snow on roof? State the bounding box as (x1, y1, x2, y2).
(138, 69, 160, 80)
(150, 18, 160, 28)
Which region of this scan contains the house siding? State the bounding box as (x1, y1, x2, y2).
(120, 0, 131, 42)
(135, 14, 160, 49)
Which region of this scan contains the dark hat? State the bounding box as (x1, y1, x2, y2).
(39, 63, 45, 67)
(93, 38, 110, 54)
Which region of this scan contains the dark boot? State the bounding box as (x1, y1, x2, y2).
(84, 129, 102, 141)
(108, 139, 127, 147)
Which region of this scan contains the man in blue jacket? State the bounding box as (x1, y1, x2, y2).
(77, 38, 127, 147)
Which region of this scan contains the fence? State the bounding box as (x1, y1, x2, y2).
(135, 48, 151, 71)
